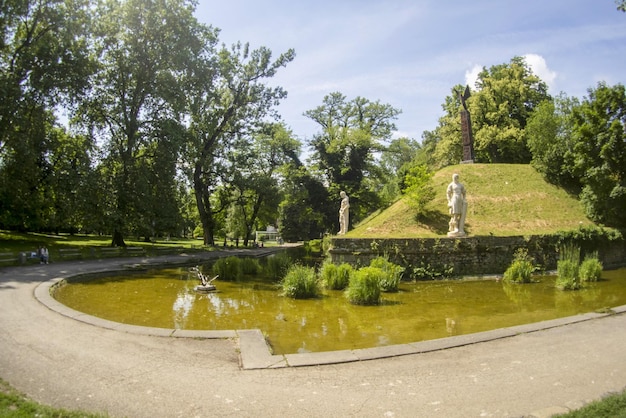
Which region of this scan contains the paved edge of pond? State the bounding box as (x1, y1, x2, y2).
(32, 251, 626, 370)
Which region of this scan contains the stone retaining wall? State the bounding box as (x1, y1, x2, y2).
(329, 235, 626, 279)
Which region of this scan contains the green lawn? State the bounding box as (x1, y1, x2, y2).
(350, 164, 595, 238)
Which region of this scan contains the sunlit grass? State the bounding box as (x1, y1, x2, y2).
(350, 164, 594, 238)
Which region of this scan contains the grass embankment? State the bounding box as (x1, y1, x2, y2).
(351, 164, 594, 238)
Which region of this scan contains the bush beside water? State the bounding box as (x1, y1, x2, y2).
(345, 266, 382, 305)
(579, 252, 603, 282)
(321, 260, 352, 290)
(369, 256, 404, 292)
(240, 257, 261, 275)
(265, 253, 292, 281)
(281, 265, 320, 299)
(556, 244, 603, 290)
(503, 249, 535, 284)
(212, 256, 242, 281)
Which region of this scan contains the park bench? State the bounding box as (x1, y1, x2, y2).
(57, 248, 83, 260)
(0, 252, 19, 265)
(99, 247, 121, 258)
(124, 246, 146, 257)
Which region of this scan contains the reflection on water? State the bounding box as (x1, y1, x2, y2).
(54, 267, 626, 355)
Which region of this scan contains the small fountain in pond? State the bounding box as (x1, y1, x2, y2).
(190, 266, 218, 293)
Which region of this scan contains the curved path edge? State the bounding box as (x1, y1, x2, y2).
(33, 255, 626, 370)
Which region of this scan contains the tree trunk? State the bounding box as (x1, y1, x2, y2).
(111, 230, 126, 247)
(194, 163, 215, 246)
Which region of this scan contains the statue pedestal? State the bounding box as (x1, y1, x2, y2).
(195, 284, 216, 293)
(447, 231, 466, 238)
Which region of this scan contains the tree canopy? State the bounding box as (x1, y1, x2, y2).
(0, 2, 624, 242)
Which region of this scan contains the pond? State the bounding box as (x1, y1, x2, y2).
(53, 264, 626, 355)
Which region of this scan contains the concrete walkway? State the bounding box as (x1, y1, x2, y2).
(1, 251, 626, 417)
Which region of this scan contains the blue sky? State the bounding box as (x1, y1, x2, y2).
(194, 0, 626, 144)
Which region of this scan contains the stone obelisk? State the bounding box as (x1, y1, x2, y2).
(459, 85, 475, 163)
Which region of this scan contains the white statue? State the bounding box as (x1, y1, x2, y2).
(446, 173, 467, 237)
(338, 191, 350, 235)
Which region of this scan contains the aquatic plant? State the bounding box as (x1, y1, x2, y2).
(556, 244, 581, 290)
(369, 256, 403, 292)
(503, 248, 535, 284)
(345, 266, 382, 305)
(320, 260, 352, 290)
(239, 257, 261, 275)
(579, 252, 603, 282)
(335, 263, 353, 290)
(281, 265, 320, 299)
(264, 253, 292, 280)
(212, 256, 242, 281)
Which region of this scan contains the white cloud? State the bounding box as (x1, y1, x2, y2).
(464, 65, 483, 90)
(523, 53, 557, 89)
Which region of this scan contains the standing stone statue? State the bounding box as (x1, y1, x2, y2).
(338, 191, 350, 235)
(446, 173, 467, 237)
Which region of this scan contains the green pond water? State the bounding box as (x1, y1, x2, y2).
(53, 266, 626, 355)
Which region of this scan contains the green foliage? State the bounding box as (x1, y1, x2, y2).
(281, 265, 320, 299)
(554, 387, 626, 418)
(278, 166, 330, 241)
(304, 92, 402, 228)
(503, 249, 535, 283)
(556, 260, 580, 290)
(579, 253, 603, 282)
(556, 244, 581, 290)
(526, 94, 581, 192)
(409, 264, 454, 280)
(570, 83, 626, 227)
(264, 253, 293, 281)
(402, 164, 436, 216)
(429, 57, 551, 168)
(345, 266, 382, 305)
(320, 261, 353, 290)
(369, 256, 404, 292)
(239, 257, 261, 275)
(212, 256, 242, 281)
(0, 377, 106, 418)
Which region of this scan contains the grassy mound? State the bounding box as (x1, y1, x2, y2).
(350, 164, 594, 238)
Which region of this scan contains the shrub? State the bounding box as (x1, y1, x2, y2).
(369, 256, 404, 292)
(579, 252, 603, 282)
(240, 257, 261, 275)
(212, 256, 242, 281)
(503, 248, 535, 283)
(265, 253, 292, 281)
(556, 244, 582, 290)
(281, 265, 320, 299)
(345, 266, 382, 305)
(319, 259, 337, 287)
(556, 260, 580, 290)
(319, 260, 353, 290)
(335, 263, 353, 290)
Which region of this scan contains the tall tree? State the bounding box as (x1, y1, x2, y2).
(526, 93, 580, 191)
(470, 56, 551, 163)
(430, 57, 551, 167)
(570, 82, 626, 226)
(226, 123, 298, 246)
(379, 136, 421, 205)
(187, 42, 295, 245)
(78, 0, 208, 246)
(305, 92, 401, 228)
(0, 0, 93, 230)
